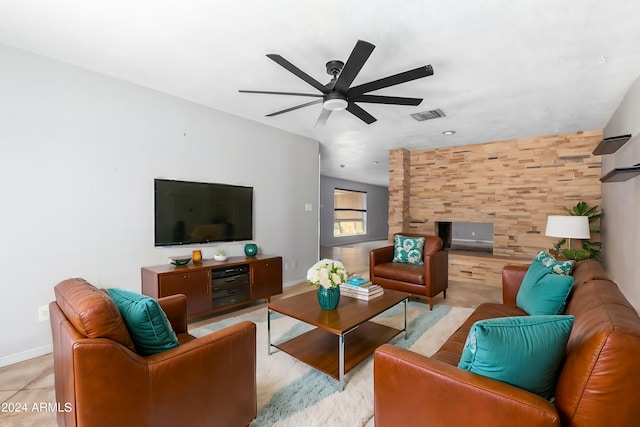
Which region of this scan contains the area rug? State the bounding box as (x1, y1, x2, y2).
(191, 300, 474, 427)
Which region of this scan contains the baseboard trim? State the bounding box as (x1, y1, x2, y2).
(0, 344, 52, 368)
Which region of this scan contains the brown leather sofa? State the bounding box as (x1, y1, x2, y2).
(369, 233, 448, 309)
(49, 278, 257, 427)
(374, 259, 640, 427)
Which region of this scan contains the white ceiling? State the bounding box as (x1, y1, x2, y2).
(2, 0, 640, 186)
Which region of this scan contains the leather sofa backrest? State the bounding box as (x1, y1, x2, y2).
(571, 259, 611, 286)
(54, 278, 135, 351)
(555, 261, 640, 427)
(394, 233, 443, 255)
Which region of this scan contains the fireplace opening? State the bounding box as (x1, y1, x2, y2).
(437, 221, 494, 254)
(437, 222, 452, 249)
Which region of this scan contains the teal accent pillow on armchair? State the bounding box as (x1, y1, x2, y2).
(107, 288, 179, 356)
(516, 258, 574, 315)
(392, 235, 425, 265)
(458, 315, 574, 400)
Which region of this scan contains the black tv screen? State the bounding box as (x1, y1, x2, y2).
(154, 179, 253, 246)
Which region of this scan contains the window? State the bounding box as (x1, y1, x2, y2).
(333, 189, 367, 237)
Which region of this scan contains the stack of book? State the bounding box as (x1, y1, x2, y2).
(340, 277, 384, 301)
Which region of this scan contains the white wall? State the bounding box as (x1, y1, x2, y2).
(0, 44, 320, 366)
(602, 74, 640, 311)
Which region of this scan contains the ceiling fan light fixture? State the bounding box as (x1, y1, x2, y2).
(323, 98, 348, 111)
(242, 40, 434, 125)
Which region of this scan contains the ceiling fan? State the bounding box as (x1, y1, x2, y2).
(239, 40, 434, 126)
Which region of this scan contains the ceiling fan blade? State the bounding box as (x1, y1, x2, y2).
(239, 90, 323, 98)
(350, 94, 423, 106)
(348, 65, 434, 97)
(346, 102, 376, 124)
(332, 40, 375, 94)
(265, 99, 323, 117)
(266, 54, 330, 94)
(315, 108, 332, 127)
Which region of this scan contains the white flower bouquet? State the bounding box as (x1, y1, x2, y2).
(307, 259, 347, 289)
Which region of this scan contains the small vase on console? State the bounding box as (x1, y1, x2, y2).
(244, 243, 258, 257)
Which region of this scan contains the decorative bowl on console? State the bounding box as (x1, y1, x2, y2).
(169, 256, 191, 266)
(214, 250, 228, 261)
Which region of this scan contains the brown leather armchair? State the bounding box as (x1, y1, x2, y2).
(49, 278, 256, 427)
(369, 233, 448, 309)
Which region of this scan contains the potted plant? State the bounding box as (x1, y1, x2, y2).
(560, 248, 591, 261)
(552, 201, 603, 260)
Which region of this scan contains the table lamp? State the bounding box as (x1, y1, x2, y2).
(545, 215, 591, 249)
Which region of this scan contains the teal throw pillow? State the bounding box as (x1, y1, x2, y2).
(458, 315, 574, 400)
(392, 235, 425, 265)
(535, 250, 575, 275)
(516, 258, 574, 315)
(107, 288, 179, 356)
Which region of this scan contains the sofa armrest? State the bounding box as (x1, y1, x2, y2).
(158, 294, 188, 334)
(502, 265, 529, 306)
(374, 345, 560, 427)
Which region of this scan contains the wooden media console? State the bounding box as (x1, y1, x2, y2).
(142, 254, 282, 319)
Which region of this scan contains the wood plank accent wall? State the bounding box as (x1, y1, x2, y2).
(448, 253, 531, 287)
(388, 148, 411, 237)
(388, 130, 603, 286)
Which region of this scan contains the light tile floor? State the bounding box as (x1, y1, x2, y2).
(0, 353, 56, 426)
(0, 241, 501, 426)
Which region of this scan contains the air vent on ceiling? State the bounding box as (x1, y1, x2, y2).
(410, 108, 446, 122)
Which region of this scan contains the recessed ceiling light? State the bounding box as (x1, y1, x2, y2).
(340, 164, 346, 168)
(442, 130, 456, 135)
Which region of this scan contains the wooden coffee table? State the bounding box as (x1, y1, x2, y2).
(267, 288, 409, 390)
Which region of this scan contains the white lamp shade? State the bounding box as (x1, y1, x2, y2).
(545, 215, 591, 239)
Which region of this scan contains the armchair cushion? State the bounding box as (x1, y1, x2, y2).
(107, 288, 179, 356)
(458, 315, 575, 400)
(516, 259, 574, 315)
(374, 262, 424, 284)
(392, 235, 425, 265)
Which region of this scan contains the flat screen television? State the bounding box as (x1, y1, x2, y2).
(154, 178, 253, 246)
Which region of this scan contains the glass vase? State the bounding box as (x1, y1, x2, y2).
(317, 286, 340, 310)
(244, 243, 258, 257)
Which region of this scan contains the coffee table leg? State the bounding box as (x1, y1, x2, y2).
(339, 333, 345, 391)
(404, 298, 408, 339)
(267, 308, 272, 355)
